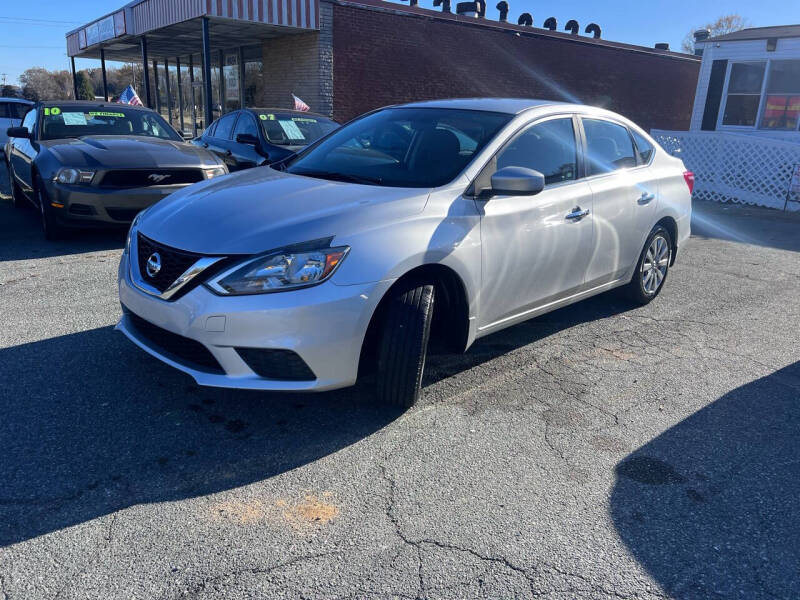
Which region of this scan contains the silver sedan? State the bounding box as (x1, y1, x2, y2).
(117, 99, 692, 407)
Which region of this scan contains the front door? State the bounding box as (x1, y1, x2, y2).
(477, 116, 594, 331)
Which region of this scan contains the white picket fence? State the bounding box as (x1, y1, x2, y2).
(650, 129, 800, 211)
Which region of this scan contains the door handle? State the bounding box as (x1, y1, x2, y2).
(638, 192, 656, 205)
(225, 150, 232, 156)
(202, 142, 209, 148)
(565, 207, 590, 221)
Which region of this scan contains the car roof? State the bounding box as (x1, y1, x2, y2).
(37, 100, 153, 112)
(395, 98, 573, 114)
(244, 107, 335, 121)
(0, 97, 34, 104)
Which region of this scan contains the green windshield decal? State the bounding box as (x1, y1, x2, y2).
(259, 114, 275, 121)
(88, 111, 126, 118)
(292, 117, 317, 123)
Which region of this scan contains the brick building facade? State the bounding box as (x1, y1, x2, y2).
(261, 0, 700, 131)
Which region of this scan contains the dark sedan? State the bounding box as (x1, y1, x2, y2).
(193, 108, 339, 172)
(6, 101, 227, 239)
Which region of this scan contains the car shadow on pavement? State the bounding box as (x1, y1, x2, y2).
(610, 361, 800, 598)
(0, 291, 639, 548)
(0, 198, 127, 262)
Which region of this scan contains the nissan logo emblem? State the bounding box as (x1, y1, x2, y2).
(146, 252, 162, 278)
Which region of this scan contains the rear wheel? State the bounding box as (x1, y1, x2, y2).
(36, 176, 64, 240)
(376, 282, 435, 408)
(626, 225, 672, 305)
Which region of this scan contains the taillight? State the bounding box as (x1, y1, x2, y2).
(683, 171, 695, 195)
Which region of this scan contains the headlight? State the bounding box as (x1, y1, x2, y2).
(123, 211, 143, 256)
(55, 168, 95, 184)
(206, 244, 349, 295)
(203, 166, 227, 180)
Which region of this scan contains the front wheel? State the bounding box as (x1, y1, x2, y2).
(626, 225, 672, 305)
(376, 283, 435, 408)
(8, 163, 26, 209)
(37, 176, 65, 241)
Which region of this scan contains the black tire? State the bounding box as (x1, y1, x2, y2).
(36, 175, 64, 241)
(376, 283, 435, 408)
(626, 225, 672, 305)
(8, 163, 26, 209)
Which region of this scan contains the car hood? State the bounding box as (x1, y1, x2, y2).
(137, 167, 430, 255)
(41, 136, 220, 169)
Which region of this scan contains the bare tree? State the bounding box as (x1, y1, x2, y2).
(19, 67, 73, 101)
(682, 14, 750, 53)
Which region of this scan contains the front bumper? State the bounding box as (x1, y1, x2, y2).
(44, 180, 191, 226)
(116, 251, 392, 392)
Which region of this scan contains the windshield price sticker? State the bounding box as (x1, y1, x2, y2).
(277, 119, 305, 140)
(43, 107, 62, 116)
(62, 112, 88, 126)
(88, 111, 125, 118)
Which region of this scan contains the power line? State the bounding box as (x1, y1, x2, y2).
(0, 16, 82, 25)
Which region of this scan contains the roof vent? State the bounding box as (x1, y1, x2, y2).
(433, 0, 452, 12)
(517, 12, 532, 26)
(693, 29, 711, 42)
(496, 1, 509, 22)
(565, 19, 579, 35)
(543, 17, 557, 30)
(654, 42, 670, 51)
(585, 23, 601, 39)
(455, 1, 478, 16)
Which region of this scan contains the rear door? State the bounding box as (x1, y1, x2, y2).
(580, 117, 658, 287)
(229, 111, 264, 170)
(477, 115, 594, 330)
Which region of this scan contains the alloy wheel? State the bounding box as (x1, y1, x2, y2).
(641, 234, 670, 295)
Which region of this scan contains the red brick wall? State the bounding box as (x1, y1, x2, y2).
(331, 3, 700, 131)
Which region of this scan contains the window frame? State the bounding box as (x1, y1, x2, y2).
(233, 111, 260, 141)
(757, 59, 800, 132)
(576, 115, 643, 180)
(717, 60, 768, 131)
(212, 111, 239, 140)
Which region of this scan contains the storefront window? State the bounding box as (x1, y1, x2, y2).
(760, 61, 800, 130)
(722, 62, 765, 127)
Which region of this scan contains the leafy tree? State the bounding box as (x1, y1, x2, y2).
(682, 14, 750, 53)
(76, 70, 95, 100)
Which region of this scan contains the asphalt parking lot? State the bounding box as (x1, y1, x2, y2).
(1, 165, 799, 599)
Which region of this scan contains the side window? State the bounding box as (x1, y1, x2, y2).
(583, 118, 637, 175)
(495, 118, 577, 186)
(631, 130, 655, 164)
(233, 113, 259, 139)
(10, 103, 31, 120)
(213, 112, 238, 140)
(21, 109, 37, 137)
(0, 103, 8, 118)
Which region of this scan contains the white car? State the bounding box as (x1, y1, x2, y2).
(1, 97, 33, 161)
(117, 99, 692, 407)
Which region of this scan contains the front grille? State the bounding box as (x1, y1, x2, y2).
(106, 207, 139, 222)
(99, 169, 204, 189)
(137, 234, 202, 293)
(124, 306, 223, 374)
(236, 347, 316, 381)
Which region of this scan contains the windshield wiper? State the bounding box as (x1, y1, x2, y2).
(291, 169, 382, 185)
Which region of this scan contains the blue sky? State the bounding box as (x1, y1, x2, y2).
(1, 0, 799, 85)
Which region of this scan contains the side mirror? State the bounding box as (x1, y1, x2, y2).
(235, 133, 259, 146)
(489, 166, 545, 196)
(182, 132, 194, 141)
(7, 127, 30, 139)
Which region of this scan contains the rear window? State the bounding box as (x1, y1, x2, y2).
(40, 106, 181, 141)
(258, 113, 338, 146)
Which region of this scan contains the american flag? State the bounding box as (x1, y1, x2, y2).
(119, 85, 143, 106)
(292, 94, 310, 112)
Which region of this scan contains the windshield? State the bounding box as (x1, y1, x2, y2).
(285, 107, 512, 187)
(258, 112, 338, 146)
(40, 107, 181, 141)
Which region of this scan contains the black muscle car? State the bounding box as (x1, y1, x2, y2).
(6, 101, 227, 239)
